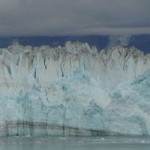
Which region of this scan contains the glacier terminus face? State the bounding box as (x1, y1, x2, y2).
(0, 41, 150, 136)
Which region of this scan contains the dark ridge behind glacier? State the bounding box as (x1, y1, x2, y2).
(0, 41, 150, 136)
(0, 35, 150, 53)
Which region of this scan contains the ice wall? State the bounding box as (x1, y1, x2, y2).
(0, 41, 150, 136)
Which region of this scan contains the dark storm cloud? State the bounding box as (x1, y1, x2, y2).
(0, 0, 150, 36)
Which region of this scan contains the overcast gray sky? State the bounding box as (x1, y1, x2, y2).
(0, 0, 150, 36)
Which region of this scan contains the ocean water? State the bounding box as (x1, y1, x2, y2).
(0, 136, 150, 150)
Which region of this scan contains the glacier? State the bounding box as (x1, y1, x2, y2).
(0, 41, 150, 136)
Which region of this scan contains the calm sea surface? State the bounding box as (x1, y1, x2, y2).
(0, 136, 150, 150)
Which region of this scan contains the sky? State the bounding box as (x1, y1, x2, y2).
(0, 0, 150, 36)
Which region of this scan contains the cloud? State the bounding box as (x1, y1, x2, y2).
(107, 35, 131, 48)
(0, 0, 150, 36)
